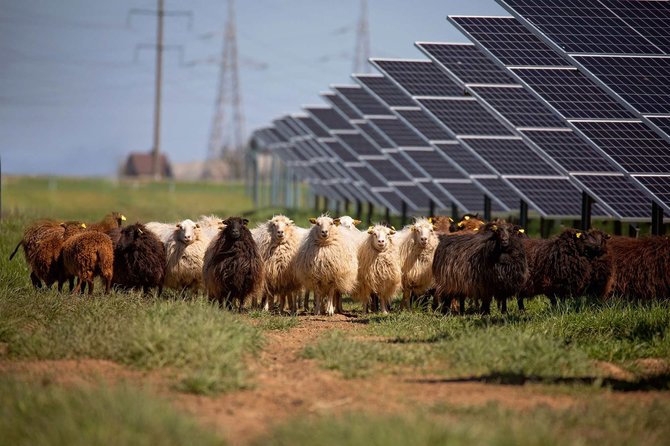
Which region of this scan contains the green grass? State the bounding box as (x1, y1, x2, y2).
(247, 310, 300, 331)
(0, 376, 224, 446)
(255, 399, 670, 446)
(303, 299, 670, 385)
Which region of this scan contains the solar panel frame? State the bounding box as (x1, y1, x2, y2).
(332, 85, 390, 117)
(353, 74, 417, 107)
(417, 97, 517, 136)
(320, 91, 362, 120)
(369, 59, 464, 97)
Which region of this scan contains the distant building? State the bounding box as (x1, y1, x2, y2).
(122, 152, 173, 178)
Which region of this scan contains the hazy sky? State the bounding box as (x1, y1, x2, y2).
(0, 0, 507, 176)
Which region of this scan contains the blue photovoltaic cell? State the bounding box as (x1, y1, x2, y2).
(575, 174, 651, 219)
(322, 91, 362, 120)
(417, 43, 516, 85)
(419, 181, 458, 208)
(353, 74, 416, 107)
(305, 107, 355, 131)
(350, 165, 386, 188)
(447, 181, 507, 212)
(470, 85, 567, 128)
(371, 60, 463, 97)
(507, 177, 586, 217)
(520, 129, 618, 173)
(405, 150, 467, 179)
(355, 122, 392, 149)
(334, 85, 390, 116)
(499, 0, 663, 54)
(274, 119, 300, 138)
(449, 16, 570, 67)
(474, 177, 526, 209)
(572, 55, 670, 115)
(572, 121, 670, 174)
(635, 176, 670, 210)
(464, 138, 558, 176)
(433, 142, 493, 175)
(511, 68, 635, 120)
(388, 152, 425, 179)
(418, 98, 516, 136)
(647, 116, 670, 136)
(377, 190, 405, 212)
(295, 116, 330, 138)
(368, 158, 412, 182)
(394, 185, 432, 208)
(338, 132, 383, 157)
(324, 140, 358, 163)
(605, 0, 670, 54)
(395, 109, 451, 141)
(368, 117, 427, 147)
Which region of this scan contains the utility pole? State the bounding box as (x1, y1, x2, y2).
(352, 0, 370, 73)
(128, 2, 191, 180)
(207, 0, 245, 174)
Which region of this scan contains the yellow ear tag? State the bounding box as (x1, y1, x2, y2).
(492, 225, 497, 231)
(464, 216, 470, 220)
(81, 224, 86, 228)
(367, 226, 374, 234)
(448, 217, 453, 222)
(518, 228, 525, 234)
(576, 232, 582, 238)
(428, 217, 433, 223)
(121, 215, 127, 221)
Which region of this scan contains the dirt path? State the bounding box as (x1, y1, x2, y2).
(1, 316, 668, 445)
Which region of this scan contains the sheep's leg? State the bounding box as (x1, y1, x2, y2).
(517, 296, 525, 312)
(401, 289, 411, 310)
(548, 294, 557, 307)
(302, 290, 310, 312)
(30, 272, 42, 289)
(480, 296, 492, 315)
(278, 295, 286, 314)
(313, 292, 322, 316)
(325, 290, 335, 316)
(335, 291, 343, 314)
(72, 278, 82, 295)
(105, 278, 111, 294)
(380, 296, 389, 314)
(288, 294, 297, 315)
(371, 293, 380, 313)
(87, 279, 94, 296)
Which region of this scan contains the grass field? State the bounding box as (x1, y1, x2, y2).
(1, 176, 668, 445)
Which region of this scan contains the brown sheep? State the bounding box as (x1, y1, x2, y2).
(62, 228, 114, 295)
(203, 217, 263, 311)
(87, 212, 126, 232)
(606, 235, 670, 301)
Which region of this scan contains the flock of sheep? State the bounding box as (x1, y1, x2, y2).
(9, 211, 670, 315)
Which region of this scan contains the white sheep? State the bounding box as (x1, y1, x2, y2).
(396, 217, 439, 309)
(145, 220, 179, 244)
(253, 215, 308, 313)
(163, 219, 210, 293)
(353, 224, 401, 314)
(197, 215, 225, 239)
(294, 215, 358, 316)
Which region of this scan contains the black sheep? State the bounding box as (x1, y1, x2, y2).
(432, 220, 527, 315)
(203, 217, 263, 311)
(111, 223, 166, 295)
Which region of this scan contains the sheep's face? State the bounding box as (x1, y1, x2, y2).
(367, 225, 395, 251)
(309, 216, 339, 242)
(176, 219, 199, 245)
(337, 216, 361, 230)
(270, 215, 293, 242)
(222, 217, 249, 240)
(486, 221, 512, 249)
(111, 211, 127, 227)
(412, 218, 434, 248)
(61, 221, 88, 238)
(578, 229, 610, 257)
(431, 216, 454, 233)
(118, 224, 147, 249)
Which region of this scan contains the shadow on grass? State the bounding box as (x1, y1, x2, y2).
(408, 372, 670, 391)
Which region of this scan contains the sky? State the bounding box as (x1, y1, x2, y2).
(0, 0, 507, 176)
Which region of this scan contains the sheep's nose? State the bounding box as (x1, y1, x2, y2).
(277, 231, 284, 237)
(321, 230, 328, 237)
(420, 236, 427, 243)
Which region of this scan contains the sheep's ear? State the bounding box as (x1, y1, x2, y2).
(605, 233, 611, 240)
(428, 217, 433, 224)
(176, 223, 182, 229)
(448, 217, 453, 222)
(390, 228, 396, 235)
(81, 223, 87, 229)
(121, 215, 127, 221)
(576, 232, 582, 238)
(195, 223, 200, 228)
(333, 218, 341, 226)
(457, 221, 464, 228)
(491, 224, 497, 231)
(473, 227, 479, 231)
(60, 222, 66, 227)
(309, 217, 317, 225)
(353, 219, 361, 225)
(464, 215, 470, 221)
(242, 218, 249, 226)
(367, 226, 374, 234)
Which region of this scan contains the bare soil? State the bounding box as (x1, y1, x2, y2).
(1, 315, 668, 445)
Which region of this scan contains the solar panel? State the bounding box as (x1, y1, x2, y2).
(498, 0, 663, 54)
(520, 129, 618, 173)
(387, 152, 425, 179)
(323, 140, 358, 163)
(321, 91, 362, 120)
(510, 68, 635, 120)
(449, 16, 570, 67)
(574, 174, 652, 219)
(377, 190, 405, 213)
(415, 43, 516, 85)
(354, 121, 392, 149)
(434, 181, 495, 212)
(304, 107, 354, 131)
(368, 117, 427, 147)
(468, 138, 561, 176)
(334, 85, 390, 116)
(394, 185, 432, 208)
(350, 165, 386, 188)
(394, 109, 452, 141)
(353, 74, 416, 107)
(604, 0, 670, 54)
(370, 60, 463, 97)
(647, 116, 670, 135)
(507, 177, 593, 218)
(635, 176, 670, 210)
(295, 116, 331, 138)
(474, 177, 528, 209)
(418, 98, 516, 136)
(572, 121, 670, 174)
(469, 85, 567, 128)
(433, 142, 495, 176)
(336, 132, 382, 157)
(405, 149, 466, 179)
(571, 55, 670, 115)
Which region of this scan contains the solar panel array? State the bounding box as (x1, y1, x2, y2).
(251, 0, 668, 222)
